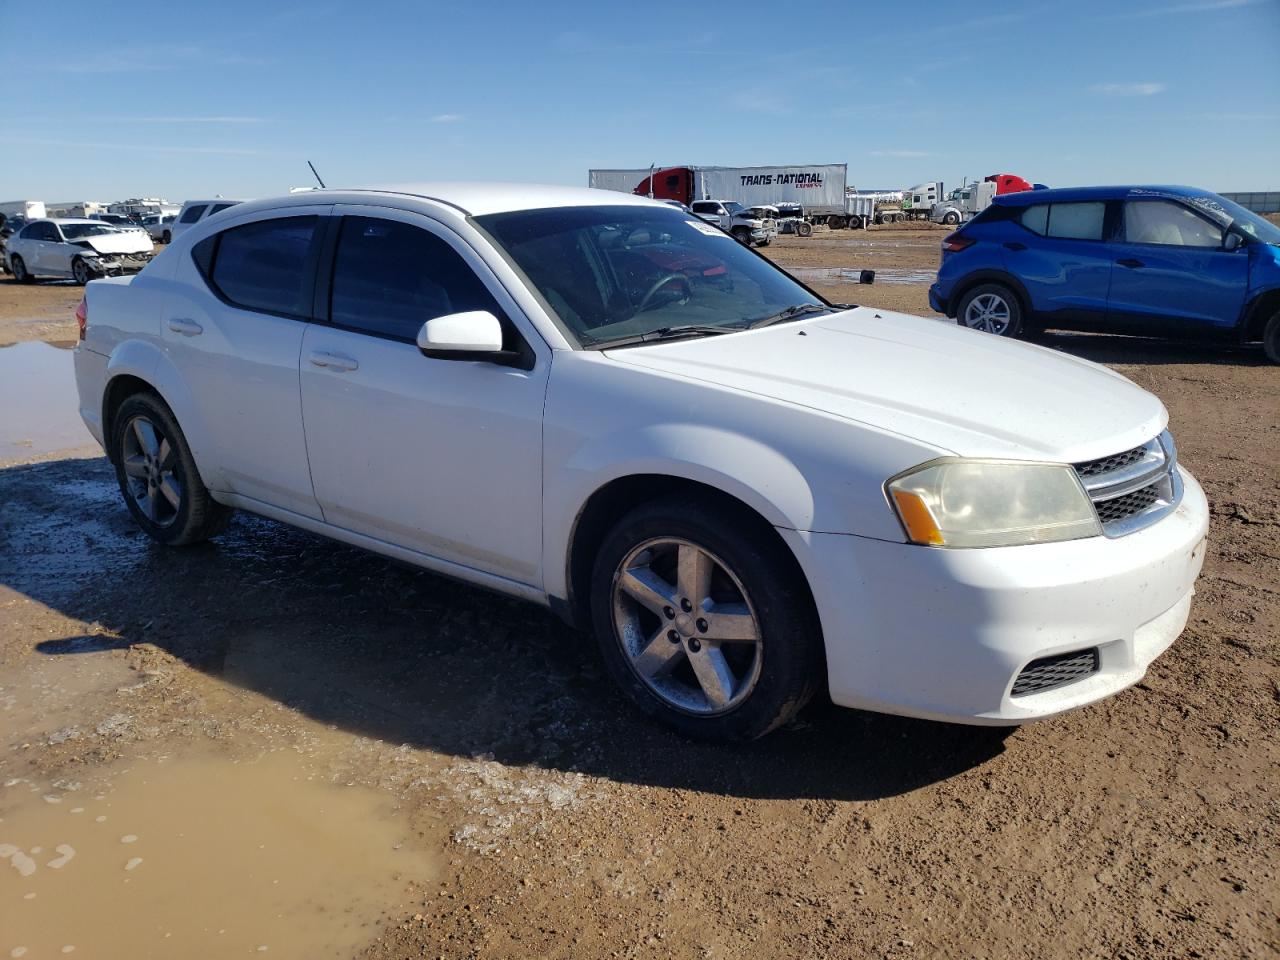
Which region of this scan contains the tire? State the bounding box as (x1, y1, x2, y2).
(1263, 311, 1280, 365)
(943, 212, 960, 225)
(162, 230, 171, 244)
(957, 282, 1023, 338)
(589, 494, 822, 741)
(110, 392, 232, 546)
(731, 226, 752, 245)
(828, 217, 846, 230)
(72, 256, 93, 285)
(795, 221, 813, 238)
(10, 255, 33, 283)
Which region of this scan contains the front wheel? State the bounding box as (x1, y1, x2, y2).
(111, 393, 232, 545)
(162, 230, 172, 244)
(957, 283, 1023, 337)
(731, 226, 752, 244)
(943, 212, 960, 225)
(1263, 310, 1280, 364)
(590, 496, 821, 741)
(72, 256, 93, 285)
(10, 255, 32, 283)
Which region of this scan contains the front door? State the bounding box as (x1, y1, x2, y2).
(299, 206, 548, 586)
(1106, 198, 1249, 336)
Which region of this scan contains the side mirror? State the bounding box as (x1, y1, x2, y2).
(1223, 232, 1244, 252)
(416, 310, 505, 359)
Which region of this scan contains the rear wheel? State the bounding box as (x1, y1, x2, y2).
(795, 221, 813, 238)
(111, 393, 232, 546)
(1263, 310, 1280, 364)
(590, 495, 821, 741)
(10, 255, 32, 283)
(957, 283, 1023, 337)
(162, 230, 172, 244)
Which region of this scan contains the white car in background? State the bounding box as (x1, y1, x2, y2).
(6, 218, 154, 284)
(73, 184, 1208, 741)
(168, 199, 244, 242)
(142, 214, 179, 244)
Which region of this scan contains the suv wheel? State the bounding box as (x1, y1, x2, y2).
(590, 495, 821, 741)
(958, 283, 1023, 337)
(111, 393, 232, 545)
(1264, 310, 1280, 365)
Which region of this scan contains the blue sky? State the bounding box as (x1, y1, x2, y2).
(0, 0, 1277, 202)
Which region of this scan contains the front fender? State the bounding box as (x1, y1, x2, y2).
(103, 339, 225, 490)
(542, 422, 816, 600)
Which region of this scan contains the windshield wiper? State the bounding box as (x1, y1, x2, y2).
(746, 303, 832, 330)
(584, 324, 738, 350)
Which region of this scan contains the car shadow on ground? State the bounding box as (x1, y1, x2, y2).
(2, 456, 1011, 802)
(1035, 330, 1268, 366)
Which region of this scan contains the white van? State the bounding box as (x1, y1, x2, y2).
(169, 199, 245, 243)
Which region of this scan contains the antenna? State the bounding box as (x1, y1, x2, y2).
(307, 161, 326, 189)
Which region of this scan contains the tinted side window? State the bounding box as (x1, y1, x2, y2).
(209, 216, 318, 317)
(1123, 200, 1223, 248)
(691, 202, 715, 214)
(18, 223, 40, 240)
(1046, 202, 1105, 241)
(209, 203, 236, 215)
(329, 217, 501, 341)
(1020, 204, 1049, 235)
(179, 204, 207, 224)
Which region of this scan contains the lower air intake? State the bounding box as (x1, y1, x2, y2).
(1011, 648, 1100, 697)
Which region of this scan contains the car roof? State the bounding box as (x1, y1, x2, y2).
(993, 184, 1215, 207)
(228, 183, 662, 219)
(44, 218, 108, 225)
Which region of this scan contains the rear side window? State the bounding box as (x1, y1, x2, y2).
(208, 216, 319, 317)
(1047, 202, 1105, 241)
(1123, 200, 1223, 247)
(1018, 202, 1105, 240)
(179, 205, 207, 224)
(209, 202, 236, 215)
(328, 216, 501, 341)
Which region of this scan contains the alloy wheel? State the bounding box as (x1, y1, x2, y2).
(963, 292, 1012, 335)
(120, 415, 183, 527)
(611, 537, 763, 716)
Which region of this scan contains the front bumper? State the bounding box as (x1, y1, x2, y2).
(781, 466, 1209, 725)
(84, 251, 153, 278)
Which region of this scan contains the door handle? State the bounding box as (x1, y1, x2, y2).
(308, 351, 359, 372)
(1003, 242, 1027, 251)
(166, 318, 203, 336)
(1117, 258, 1145, 269)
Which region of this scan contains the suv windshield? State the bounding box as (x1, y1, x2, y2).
(1213, 196, 1280, 245)
(61, 223, 118, 239)
(475, 206, 824, 347)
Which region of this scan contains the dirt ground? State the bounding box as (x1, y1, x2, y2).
(1, 223, 1277, 959)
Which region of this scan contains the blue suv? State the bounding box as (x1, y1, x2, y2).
(929, 186, 1280, 362)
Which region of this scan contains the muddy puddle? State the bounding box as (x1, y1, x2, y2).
(0, 342, 93, 460)
(1, 749, 434, 959)
(790, 266, 936, 285)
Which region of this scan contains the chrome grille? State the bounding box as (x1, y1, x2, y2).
(1073, 431, 1181, 537)
(1011, 648, 1100, 697)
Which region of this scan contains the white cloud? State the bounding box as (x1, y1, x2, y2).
(1112, 0, 1266, 17)
(430, 113, 463, 124)
(869, 149, 931, 158)
(1090, 82, 1166, 96)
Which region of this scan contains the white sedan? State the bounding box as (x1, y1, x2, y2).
(7, 218, 154, 284)
(72, 184, 1208, 740)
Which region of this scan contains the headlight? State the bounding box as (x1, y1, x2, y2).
(887, 459, 1101, 548)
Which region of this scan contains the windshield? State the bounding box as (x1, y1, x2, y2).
(722, 201, 746, 215)
(1213, 197, 1280, 245)
(60, 223, 119, 239)
(475, 206, 824, 347)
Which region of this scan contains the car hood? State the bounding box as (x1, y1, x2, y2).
(604, 307, 1167, 462)
(79, 232, 153, 255)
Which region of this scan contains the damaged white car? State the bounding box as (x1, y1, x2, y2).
(5, 218, 154, 285)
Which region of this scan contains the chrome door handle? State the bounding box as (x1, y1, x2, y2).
(166, 318, 203, 336)
(308, 351, 359, 372)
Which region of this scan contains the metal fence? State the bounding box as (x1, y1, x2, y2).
(1221, 191, 1280, 214)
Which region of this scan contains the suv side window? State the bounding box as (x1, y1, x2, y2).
(1123, 200, 1223, 248)
(1020, 204, 1049, 235)
(328, 216, 502, 341)
(1046, 202, 1105, 241)
(179, 204, 207, 224)
(207, 216, 319, 317)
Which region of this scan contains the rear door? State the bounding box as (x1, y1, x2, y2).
(161, 206, 329, 518)
(1007, 200, 1113, 327)
(1106, 198, 1249, 336)
(299, 206, 548, 584)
